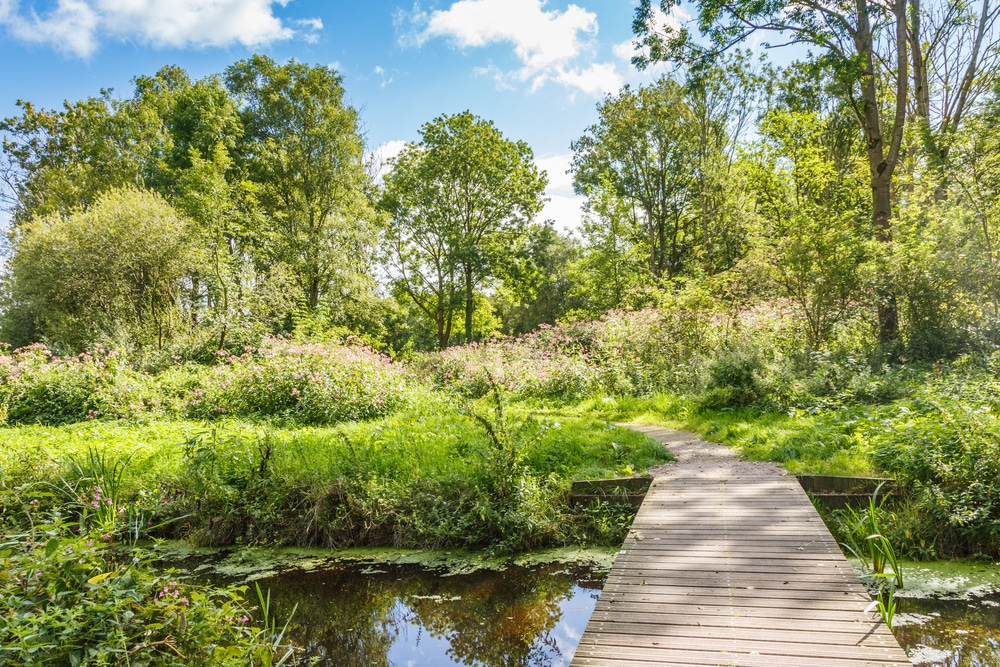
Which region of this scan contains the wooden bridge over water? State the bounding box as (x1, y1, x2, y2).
(570, 425, 911, 667)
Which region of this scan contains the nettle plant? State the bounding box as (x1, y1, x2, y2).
(0, 452, 301, 666)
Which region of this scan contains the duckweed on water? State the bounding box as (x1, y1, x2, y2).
(159, 543, 619, 583)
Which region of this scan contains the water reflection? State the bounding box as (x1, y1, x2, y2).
(895, 595, 1000, 667)
(251, 562, 605, 667)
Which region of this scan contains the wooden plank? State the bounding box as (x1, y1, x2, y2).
(569, 425, 911, 667)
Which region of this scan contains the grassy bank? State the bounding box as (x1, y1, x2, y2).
(555, 361, 1000, 560)
(0, 389, 670, 555)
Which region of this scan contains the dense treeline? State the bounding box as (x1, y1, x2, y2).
(3, 32, 1000, 362)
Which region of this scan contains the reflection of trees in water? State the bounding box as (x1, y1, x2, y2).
(263, 569, 402, 667)
(259, 562, 592, 667)
(407, 566, 575, 667)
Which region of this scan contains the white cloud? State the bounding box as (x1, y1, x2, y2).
(423, 0, 597, 72)
(0, 0, 315, 58)
(549, 62, 622, 98)
(541, 192, 586, 233)
(295, 17, 322, 31)
(402, 0, 621, 98)
(368, 139, 409, 180)
(373, 65, 394, 87)
(613, 38, 638, 62)
(536, 153, 584, 232)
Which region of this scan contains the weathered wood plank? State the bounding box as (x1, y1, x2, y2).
(568, 425, 911, 667)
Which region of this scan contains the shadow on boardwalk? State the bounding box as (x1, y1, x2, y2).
(570, 424, 911, 667)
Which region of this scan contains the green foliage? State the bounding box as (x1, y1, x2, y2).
(6, 187, 197, 351)
(414, 300, 722, 401)
(604, 356, 1000, 558)
(380, 110, 547, 349)
(0, 388, 669, 553)
(0, 340, 405, 427)
(0, 516, 296, 665)
(748, 109, 869, 350)
(0, 344, 172, 425)
(186, 341, 405, 424)
(832, 484, 903, 629)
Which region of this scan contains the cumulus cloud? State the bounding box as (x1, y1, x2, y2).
(0, 0, 318, 58)
(547, 62, 621, 98)
(536, 153, 584, 232)
(401, 0, 621, 98)
(368, 139, 409, 180)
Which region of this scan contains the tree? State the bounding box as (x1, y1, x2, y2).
(572, 77, 698, 281)
(4, 187, 197, 350)
(225, 55, 378, 316)
(0, 91, 162, 225)
(908, 0, 1000, 194)
(748, 109, 870, 349)
(571, 179, 649, 315)
(634, 0, 909, 344)
(494, 223, 583, 335)
(380, 112, 547, 349)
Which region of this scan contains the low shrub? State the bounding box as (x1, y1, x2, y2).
(0, 516, 298, 666)
(0, 344, 168, 426)
(186, 341, 407, 424)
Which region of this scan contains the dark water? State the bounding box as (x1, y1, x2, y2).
(188, 554, 1000, 667)
(247, 561, 605, 667)
(895, 596, 1000, 666)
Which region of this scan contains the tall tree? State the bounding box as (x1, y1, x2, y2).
(748, 109, 870, 349)
(909, 0, 1000, 189)
(633, 0, 909, 344)
(380, 112, 547, 348)
(572, 77, 699, 280)
(1, 91, 162, 225)
(225, 55, 377, 315)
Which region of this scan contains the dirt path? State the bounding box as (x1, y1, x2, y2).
(616, 422, 787, 480)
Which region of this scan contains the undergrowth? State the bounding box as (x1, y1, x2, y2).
(0, 389, 670, 554)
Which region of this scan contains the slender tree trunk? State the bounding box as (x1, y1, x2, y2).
(854, 0, 907, 347)
(464, 264, 474, 344)
(308, 279, 320, 312)
(437, 297, 448, 350)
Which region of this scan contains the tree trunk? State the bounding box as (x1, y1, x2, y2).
(464, 264, 474, 344)
(308, 279, 320, 312)
(853, 0, 907, 347)
(437, 298, 448, 350)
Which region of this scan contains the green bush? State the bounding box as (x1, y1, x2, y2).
(0, 517, 296, 666)
(187, 341, 406, 424)
(870, 393, 1000, 558)
(0, 344, 165, 426)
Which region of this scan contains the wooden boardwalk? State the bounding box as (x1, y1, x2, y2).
(570, 425, 912, 667)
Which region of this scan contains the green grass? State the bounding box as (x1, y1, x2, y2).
(0, 388, 671, 552)
(540, 393, 876, 476)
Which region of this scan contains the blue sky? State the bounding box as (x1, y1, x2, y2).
(0, 0, 688, 232)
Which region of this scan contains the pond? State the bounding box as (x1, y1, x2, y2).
(892, 560, 1000, 666)
(170, 548, 1000, 667)
(896, 595, 1000, 666)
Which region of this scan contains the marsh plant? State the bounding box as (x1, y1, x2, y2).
(836, 483, 904, 628)
(464, 380, 560, 554)
(0, 508, 300, 665)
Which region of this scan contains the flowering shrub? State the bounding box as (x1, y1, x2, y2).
(413, 307, 722, 399)
(0, 340, 408, 426)
(187, 340, 406, 424)
(0, 344, 165, 425)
